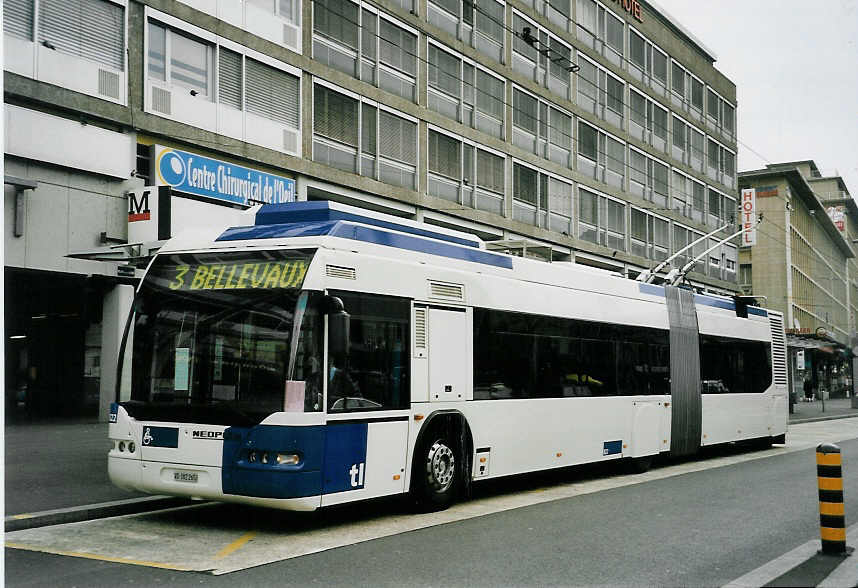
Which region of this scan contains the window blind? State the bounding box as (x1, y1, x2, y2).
(513, 163, 537, 205)
(550, 108, 571, 147)
(314, 85, 358, 146)
(362, 103, 376, 154)
(379, 20, 415, 75)
(39, 0, 124, 71)
(428, 131, 461, 180)
(378, 111, 416, 164)
(218, 48, 243, 109)
(4, 0, 34, 40)
(246, 58, 299, 127)
(428, 46, 460, 97)
(476, 70, 503, 119)
(476, 149, 504, 194)
(513, 89, 537, 134)
(314, 0, 358, 50)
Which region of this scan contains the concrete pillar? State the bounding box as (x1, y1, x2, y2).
(99, 284, 135, 422)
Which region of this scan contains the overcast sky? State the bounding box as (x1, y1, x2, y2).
(653, 0, 858, 198)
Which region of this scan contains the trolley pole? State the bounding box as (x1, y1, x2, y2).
(816, 443, 848, 554)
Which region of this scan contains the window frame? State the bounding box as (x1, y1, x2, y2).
(313, 78, 418, 189)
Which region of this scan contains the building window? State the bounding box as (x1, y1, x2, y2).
(149, 21, 212, 97)
(4, 0, 127, 102)
(706, 87, 736, 141)
(690, 76, 704, 120)
(628, 88, 668, 153)
(707, 187, 736, 229)
(706, 137, 735, 188)
(630, 208, 669, 261)
(576, 0, 623, 66)
(314, 1, 417, 102)
(628, 27, 667, 97)
(314, 83, 417, 190)
(627, 147, 668, 208)
(38, 0, 124, 71)
(672, 115, 687, 163)
(576, 121, 625, 191)
(427, 0, 504, 63)
(512, 11, 572, 99)
(512, 163, 573, 233)
(427, 129, 506, 216)
(512, 87, 572, 167)
(427, 42, 504, 139)
(576, 56, 624, 130)
(146, 13, 300, 152)
(690, 126, 705, 173)
(243, 57, 300, 128)
(579, 187, 625, 250)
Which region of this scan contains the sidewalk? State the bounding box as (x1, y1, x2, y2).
(789, 396, 858, 424)
(4, 420, 147, 516)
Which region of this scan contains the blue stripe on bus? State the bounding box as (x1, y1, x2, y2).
(217, 220, 515, 269)
(637, 283, 767, 316)
(255, 201, 481, 249)
(221, 423, 369, 499)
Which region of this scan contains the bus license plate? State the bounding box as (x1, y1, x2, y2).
(173, 471, 198, 483)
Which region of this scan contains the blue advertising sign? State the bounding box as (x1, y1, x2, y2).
(154, 145, 295, 206)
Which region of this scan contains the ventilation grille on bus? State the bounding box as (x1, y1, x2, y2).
(769, 314, 788, 386)
(326, 265, 356, 280)
(98, 69, 120, 100)
(152, 86, 171, 115)
(413, 306, 427, 358)
(428, 281, 464, 301)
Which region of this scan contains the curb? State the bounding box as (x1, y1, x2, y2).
(789, 413, 858, 425)
(5, 496, 195, 532)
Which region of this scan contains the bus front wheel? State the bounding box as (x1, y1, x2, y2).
(414, 436, 458, 510)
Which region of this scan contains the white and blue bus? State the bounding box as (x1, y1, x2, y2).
(109, 201, 788, 511)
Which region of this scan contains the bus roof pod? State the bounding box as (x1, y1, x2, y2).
(252, 201, 484, 250)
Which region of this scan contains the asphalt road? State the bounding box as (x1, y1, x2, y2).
(6, 437, 858, 587)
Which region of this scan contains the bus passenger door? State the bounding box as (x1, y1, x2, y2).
(428, 306, 472, 403)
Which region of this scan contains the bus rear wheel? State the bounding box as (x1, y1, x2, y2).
(414, 437, 458, 510)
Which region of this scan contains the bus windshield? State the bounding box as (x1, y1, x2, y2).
(125, 249, 323, 425)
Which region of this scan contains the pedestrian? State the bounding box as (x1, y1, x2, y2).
(803, 376, 814, 402)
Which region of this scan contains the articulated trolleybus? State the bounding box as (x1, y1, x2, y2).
(109, 201, 788, 511)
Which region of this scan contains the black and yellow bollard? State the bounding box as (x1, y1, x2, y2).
(816, 443, 847, 554)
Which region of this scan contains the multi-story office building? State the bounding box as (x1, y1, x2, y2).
(738, 161, 855, 404)
(4, 0, 740, 419)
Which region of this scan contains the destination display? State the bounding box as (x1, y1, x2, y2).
(147, 250, 313, 293)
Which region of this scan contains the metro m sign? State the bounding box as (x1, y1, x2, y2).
(741, 188, 756, 246)
(128, 189, 151, 222)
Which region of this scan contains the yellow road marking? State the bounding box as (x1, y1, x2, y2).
(215, 532, 257, 560)
(5, 542, 190, 571)
(11, 514, 35, 520)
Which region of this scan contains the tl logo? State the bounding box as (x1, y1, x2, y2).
(349, 462, 366, 488)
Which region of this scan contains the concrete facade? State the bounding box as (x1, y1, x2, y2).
(5, 0, 741, 419)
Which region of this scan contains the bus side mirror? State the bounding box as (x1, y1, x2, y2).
(326, 297, 350, 358)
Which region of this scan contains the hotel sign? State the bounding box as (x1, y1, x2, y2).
(827, 205, 846, 234)
(609, 0, 642, 22)
(741, 188, 756, 246)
